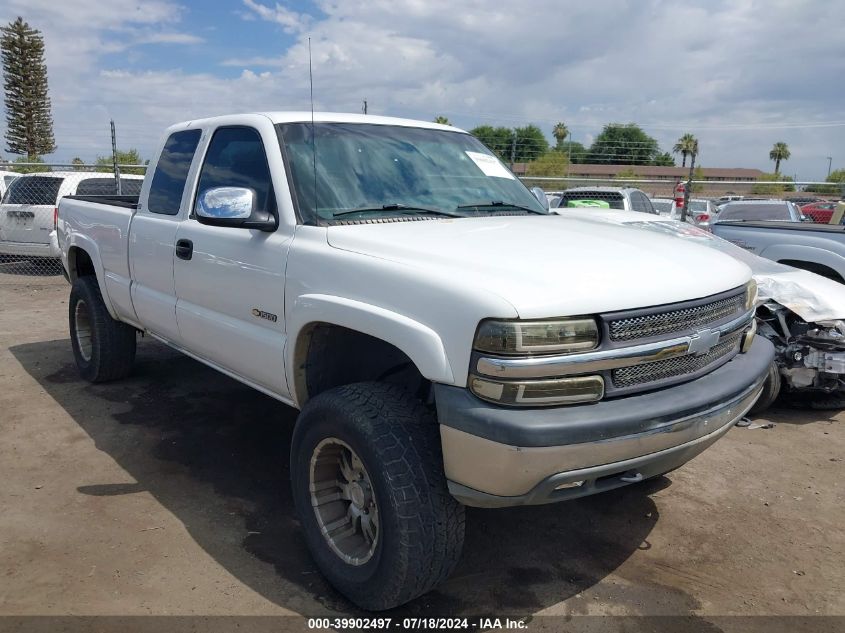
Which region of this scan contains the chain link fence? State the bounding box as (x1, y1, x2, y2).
(2, 158, 843, 282)
(0, 164, 146, 279)
(523, 176, 844, 223)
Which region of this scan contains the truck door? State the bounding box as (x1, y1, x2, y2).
(173, 125, 291, 399)
(129, 129, 202, 343)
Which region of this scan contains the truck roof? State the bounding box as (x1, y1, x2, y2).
(167, 112, 466, 134)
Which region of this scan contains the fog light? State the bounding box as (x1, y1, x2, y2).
(740, 320, 757, 353)
(469, 375, 604, 406)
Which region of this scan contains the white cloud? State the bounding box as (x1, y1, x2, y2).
(2, 0, 844, 179)
(134, 32, 204, 45)
(220, 55, 287, 68)
(241, 0, 310, 33)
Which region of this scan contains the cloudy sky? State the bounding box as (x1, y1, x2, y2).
(2, 0, 844, 179)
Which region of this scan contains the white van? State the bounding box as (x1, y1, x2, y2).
(0, 172, 143, 258)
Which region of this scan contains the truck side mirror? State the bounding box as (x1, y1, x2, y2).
(530, 186, 550, 211)
(195, 187, 276, 232)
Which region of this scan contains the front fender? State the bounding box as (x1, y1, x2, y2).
(286, 294, 455, 402)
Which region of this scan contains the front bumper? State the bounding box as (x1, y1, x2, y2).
(435, 335, 774, 507)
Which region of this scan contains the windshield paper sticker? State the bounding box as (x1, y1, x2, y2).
(465, 151, 515, 179)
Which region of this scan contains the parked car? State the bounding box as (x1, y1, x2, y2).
(801, 201, 840, 224)
(0, 172, 143, 259)
(58, 112, 771, 610)
(561, 206, 845, 412)
(711, 202, 845, 282)
(687, 199, 718, 228)
(648, 197, 714, 227)
(650, 197, 678, 217)
(553, 186, 658, 214)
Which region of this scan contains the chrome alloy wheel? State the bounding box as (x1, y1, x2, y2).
(309, 438, 379, 566)
(74, 300, 93, 362)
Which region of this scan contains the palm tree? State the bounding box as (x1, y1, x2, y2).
(672, 133, 698, 167)
(552, 122, 569, 149)
(769, 142, 791, 174)
(434, 115, 451, 125)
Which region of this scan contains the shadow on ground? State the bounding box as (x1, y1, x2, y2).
(11, 337, 668, 616)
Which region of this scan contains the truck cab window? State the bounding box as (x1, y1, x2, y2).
(195, 126, 274, 216)
(148, 129, 201, 215)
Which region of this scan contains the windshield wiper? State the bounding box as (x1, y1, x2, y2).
(331, 204, 464, 218)
(456, 200, 545, 214)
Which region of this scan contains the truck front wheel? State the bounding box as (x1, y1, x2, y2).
(291, 382, 465, 611)
(69, 276, 136, 382)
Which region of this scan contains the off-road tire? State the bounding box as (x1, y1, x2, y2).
(291, 382, 465, 611)
(69, 276, 136, 382)
(748, 360, 781, 415)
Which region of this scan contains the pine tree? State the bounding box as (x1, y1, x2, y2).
(1, 17, 56, 157)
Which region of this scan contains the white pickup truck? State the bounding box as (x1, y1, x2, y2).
(58, 112, 773, 610)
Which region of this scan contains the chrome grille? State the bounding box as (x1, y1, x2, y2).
(608, 292, 745, 342)
(611, 331, 742, 389)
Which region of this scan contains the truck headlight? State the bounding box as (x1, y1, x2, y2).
(474, 318, 599, 355)
(745, 279, 758, 312)
(470, 375, 605, 406)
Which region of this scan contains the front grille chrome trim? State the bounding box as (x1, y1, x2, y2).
(475, 310, 753, 380)
(608, 291, 746, 342)
(612, 331, 743, 388)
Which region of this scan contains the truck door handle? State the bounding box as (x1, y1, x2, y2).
(175, 239, 193, 260)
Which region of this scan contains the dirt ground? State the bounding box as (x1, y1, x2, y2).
(0, 269, 843, 628)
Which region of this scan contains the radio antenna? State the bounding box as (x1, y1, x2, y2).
(308, 37, 317, 220)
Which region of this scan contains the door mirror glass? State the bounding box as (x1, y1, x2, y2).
(530, 186, 550, 211)
(196, 187, 255, 219)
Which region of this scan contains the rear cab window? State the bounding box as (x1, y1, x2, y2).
(147, 129, 202, 215)
(75, 177, 144, 196)
(718, 203, 792, 222)
(2, 176, 64, 205)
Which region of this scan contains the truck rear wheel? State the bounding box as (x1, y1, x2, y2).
(291, 382, 465, 611)
(69, 276, 136, 382)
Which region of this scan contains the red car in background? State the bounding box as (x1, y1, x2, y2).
(800, 201, 839, 223)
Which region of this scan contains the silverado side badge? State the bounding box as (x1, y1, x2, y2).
(251, 308, 278, 323)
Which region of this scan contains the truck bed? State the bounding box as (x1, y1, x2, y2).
(64, 194, 140, 209)
(714, 220, 845, 234)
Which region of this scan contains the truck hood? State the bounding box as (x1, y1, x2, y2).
(326, 215, 750, 318)
(559, 208, 845, 323)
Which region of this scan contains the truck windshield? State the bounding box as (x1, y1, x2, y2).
(277, 122, 547, 224)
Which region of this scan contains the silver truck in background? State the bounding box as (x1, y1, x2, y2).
(711, 201, 845, 283)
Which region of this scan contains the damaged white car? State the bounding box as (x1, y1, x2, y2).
(558, 208, 845, 413)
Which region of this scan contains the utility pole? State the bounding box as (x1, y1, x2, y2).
(110, 119, 122, 195)
(566, 131, 571, 177)
(827, 156, 833, 178)
(681, 151, 696, 223)
(362, 99, 367, 115)
(510, 133, 516, 169)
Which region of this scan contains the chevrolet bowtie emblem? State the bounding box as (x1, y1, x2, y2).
(688, 328, 720, 356)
